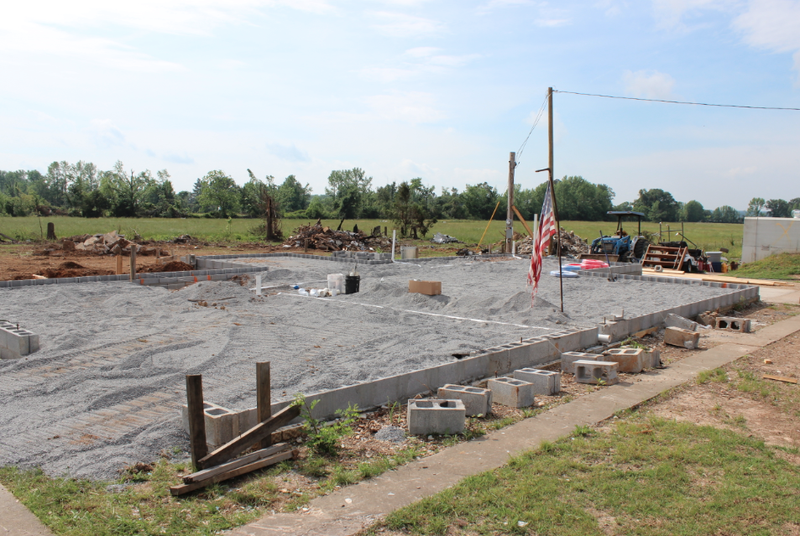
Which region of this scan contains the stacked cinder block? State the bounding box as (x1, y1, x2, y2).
(487, 377, 535, 408)
(407, 399, 466, 435)
(561, 351, 599, 374)
(0, 320, 40, 359)
(437, 384, 492, 416)
(513, 368, 561, 395)
(573, 360, 619, 385)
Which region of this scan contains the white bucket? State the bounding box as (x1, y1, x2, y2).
(327, 274, 345, 293)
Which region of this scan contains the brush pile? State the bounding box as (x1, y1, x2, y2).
(283, 224, 392, 252)
(516, 228, 589, 256)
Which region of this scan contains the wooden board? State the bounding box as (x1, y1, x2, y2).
(183, 443, 289, 484)
(170, 449, 297, 495)
(763, 374, 798, 384)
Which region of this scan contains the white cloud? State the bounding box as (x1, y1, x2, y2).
(623, 70, 676, 99)
(360, 47, 481, 82)
(652, 0, 732, 28)
(89, 119, 125, 148)
(369, 11, 446, 37)
(265, 142, 311, 162)
(364, 91, 445, 123)
(733, 0, 800, 53)
(0, 1, 331, 73)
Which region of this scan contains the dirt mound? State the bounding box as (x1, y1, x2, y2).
(140, 261, 195, 273)
(40, 267, 114, 279)
(58, 261, 85, 270)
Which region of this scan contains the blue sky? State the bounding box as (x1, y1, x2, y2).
(1, 0, 798, 210)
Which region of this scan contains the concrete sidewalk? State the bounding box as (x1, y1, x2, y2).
(230, 313, 800, 536)
(0, 484, 54, 536)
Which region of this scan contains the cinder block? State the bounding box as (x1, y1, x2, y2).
(574, 360, 619, 385)
(664, 327, 701, 349)
(665, 313, 697, 331)
(437, 384, 492, 416)
(407, 399, 465, 435)
(513, 368, 560, 395)
(645, 349, 661, 368)
(604, 348, 645, 373)
(560, 351, 598, 374)
(180, 402, 240, 448)
(487, 377, 535, 408)
(715, 317, 751, 333)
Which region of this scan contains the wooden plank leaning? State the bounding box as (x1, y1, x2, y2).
(170, 449, 297, 496)
(197, 403, 300, 469)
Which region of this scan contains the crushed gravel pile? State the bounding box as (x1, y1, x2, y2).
(0, 256, 733, 479)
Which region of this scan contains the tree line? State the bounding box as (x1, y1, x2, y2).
(2, 160, 796, 230)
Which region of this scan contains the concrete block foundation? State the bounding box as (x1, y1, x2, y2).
(407, 399, 465, 436)
(0, 321, 40, 359)
(561, 351, 598, 374)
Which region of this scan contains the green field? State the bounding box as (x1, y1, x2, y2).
(0, 216, 745, 260)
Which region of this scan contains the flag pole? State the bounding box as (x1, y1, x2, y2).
(547, 87, 564, 313)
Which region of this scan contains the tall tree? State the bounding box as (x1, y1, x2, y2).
(197, 170, 240, 217)
(633, 188, 680, 222)
(682, 200, 705, 222)
(766, 199, 791, 218)
(746, 197, 765, 217)
(462, 182, 498, 219)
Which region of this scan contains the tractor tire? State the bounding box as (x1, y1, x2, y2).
(618, 250, 630, 263)
(633, 238, 650, 260)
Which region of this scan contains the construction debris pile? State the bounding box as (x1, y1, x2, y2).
(36, 231, 168, 257)
(516, 228, 589, 256)
(431, 232, 461, 244)
(283, 224, 391, 252)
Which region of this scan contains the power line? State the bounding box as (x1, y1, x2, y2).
(553, 89, 800, 111)
(517, 92, 549, 160)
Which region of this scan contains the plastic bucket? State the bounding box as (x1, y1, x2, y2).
(345, 275, 360, 294)
(327, 273, 345, 293)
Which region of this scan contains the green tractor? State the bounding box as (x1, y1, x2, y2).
(589, 211, 650, 263)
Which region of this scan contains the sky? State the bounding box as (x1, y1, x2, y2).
(1, 0, 799, 210)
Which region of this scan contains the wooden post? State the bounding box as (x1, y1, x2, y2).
(506, 152, 515, 253)
(116, 255, 123, 275)
(129, 246, 137, 281)
(186, 375, 208, 470)
(304, 238, 308, 254)
(547, 87, 564, 313)
(46, 222, 56, 241)
(256, 362, 272, 448)
(156, 247, 161, 265)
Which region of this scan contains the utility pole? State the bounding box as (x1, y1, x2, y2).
(506, 152, 516, 253)
(548, 87, 564, 312)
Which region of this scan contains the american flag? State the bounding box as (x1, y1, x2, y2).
(528, 183, 557, 303)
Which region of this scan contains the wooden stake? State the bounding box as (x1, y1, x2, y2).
(186, 375, 208, 470)
(116, 255, 123, 275)
(257, 362, 272, 448)
(511, 206, 533, 237)
(304, 238, 308, 254)
(129, 247, 137, 281)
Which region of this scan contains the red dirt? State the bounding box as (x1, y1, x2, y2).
(139, 261, 195, 273)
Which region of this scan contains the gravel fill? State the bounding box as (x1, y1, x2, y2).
(0, 256, 733, 479)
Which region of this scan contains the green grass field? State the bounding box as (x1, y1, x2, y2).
(0, 216, 745, 260)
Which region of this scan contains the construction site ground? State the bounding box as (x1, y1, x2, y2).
(2, 298, 797, 536)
